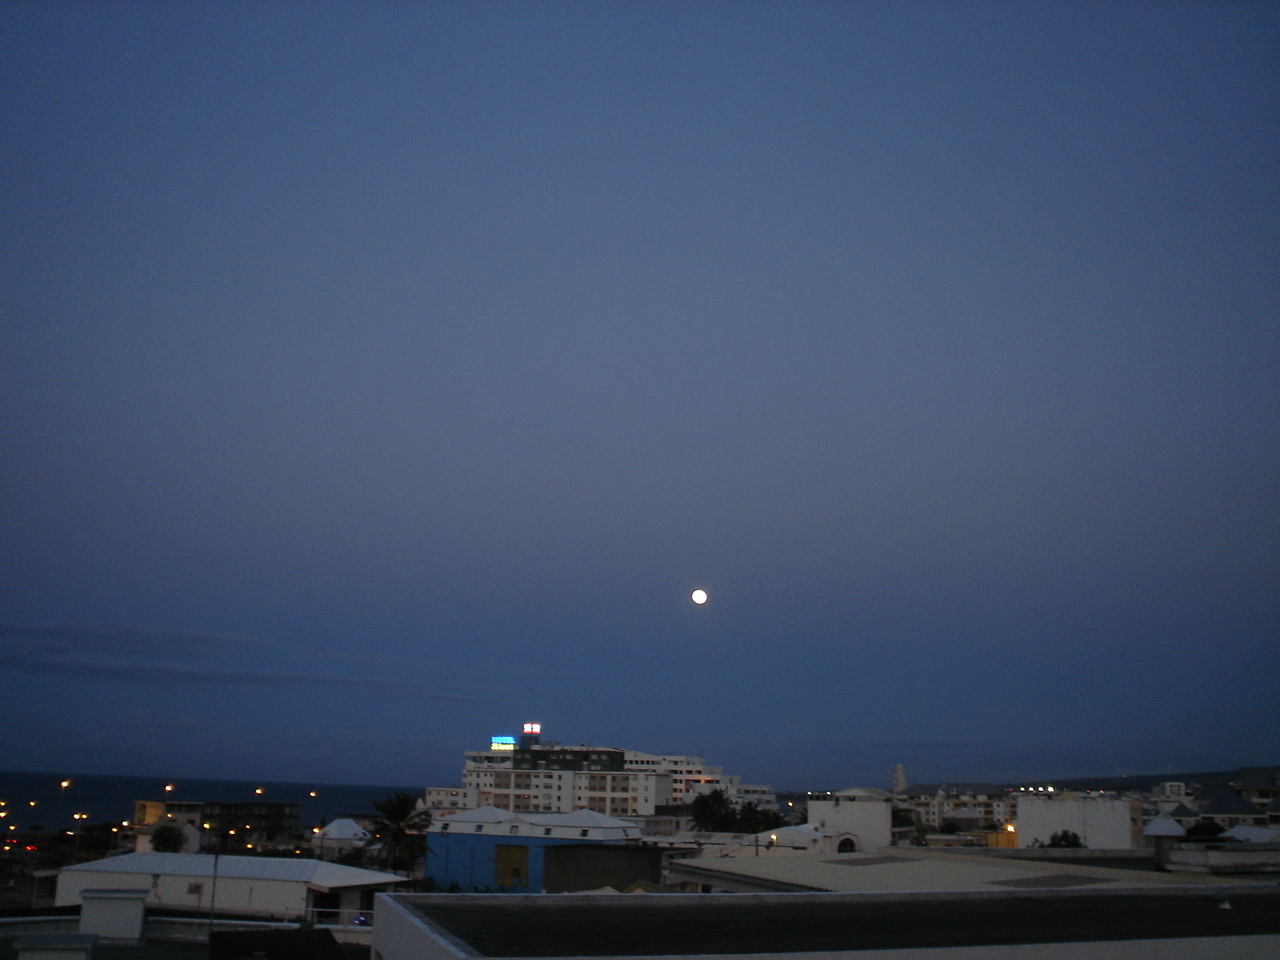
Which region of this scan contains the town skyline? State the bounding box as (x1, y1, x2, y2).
(5, 742, 1276, 801)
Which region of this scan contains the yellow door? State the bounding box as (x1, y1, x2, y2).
(495, 844, 529, 888)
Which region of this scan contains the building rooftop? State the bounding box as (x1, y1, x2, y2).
(665, 847, 1268, 894)
(390, 887, 1280, 957)
(62, 852, 404, 890)
(433, 807, 642, 840)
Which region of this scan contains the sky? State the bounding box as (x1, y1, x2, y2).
(2, 1, 1276, 793)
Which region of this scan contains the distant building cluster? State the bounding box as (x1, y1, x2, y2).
(416, 726, 1280, 894)
(424, 722, 778, 818)
(19, 728, 1280, 957)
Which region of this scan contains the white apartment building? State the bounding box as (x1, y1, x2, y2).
(424, 786, 475, 815)
(437, 727, 776, 818)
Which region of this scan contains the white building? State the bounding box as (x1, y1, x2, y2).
(441, 728, 775, 817)
(805, 789, 892, 852)
(899, 782, 1014, 830)
(1015, 794, 1142, 850)
(671, 824, 831, 859)
(424, 786, 475, 815)
(310, 818, 371, 859)
(56, 852, 404, 924)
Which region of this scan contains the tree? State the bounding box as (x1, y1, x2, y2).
(1046, 829, 1084, 848)
(691, 790, 786, 833)
(690, 789, 737, 832)
(151, 823, 186, 853)
(367, 793, 431, 875)
(736, 802, 786, 835)
(1186, 819, 1225, 839)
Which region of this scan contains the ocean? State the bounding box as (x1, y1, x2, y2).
(0, 770, 424, 833)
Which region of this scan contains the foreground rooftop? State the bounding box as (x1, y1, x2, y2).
(381, 887, 1280, 957)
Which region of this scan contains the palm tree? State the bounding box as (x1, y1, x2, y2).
(690, 789, 737, 832)
(367, 793, 431, 875)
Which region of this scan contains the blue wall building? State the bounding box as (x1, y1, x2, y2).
(427, 807, 645, 893)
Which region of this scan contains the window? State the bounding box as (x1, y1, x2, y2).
(509, 826, 519, 834)
(580, 829, 589, 837)
(475, 825, 484, 832)
(187, 883, 203, 896)
(441, 823, 449, 832)
(544, 827, 552, 836)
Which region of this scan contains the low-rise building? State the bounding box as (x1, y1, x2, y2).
(1015, 794, 1142, 849)
(805, 789, 892, 852)
(132, 799, 300, 848)
(310, 818, 371, 860)
(1199, 791, 1266, 831)
(665, 824, 830, 859)
(56, 852, 404, 925)
(426, 807, 646, 892)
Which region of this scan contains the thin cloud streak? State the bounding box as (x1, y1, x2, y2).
(0, 622, 478, 702)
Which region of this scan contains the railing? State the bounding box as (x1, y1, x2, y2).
(0, 916, 78, 939)
(305, 907, 374, 928)
(144, 916, 297, 943)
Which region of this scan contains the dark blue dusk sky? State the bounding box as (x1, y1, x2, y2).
(3, 2, 1276, 791)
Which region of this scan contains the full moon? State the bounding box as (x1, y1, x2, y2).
(691, 589, 708, 605)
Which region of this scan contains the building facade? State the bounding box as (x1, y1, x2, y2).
(133, 799, 300, 846)
(899, 783, 1013, 831)
(1015, 794, 1142, 849)
(805, 789, 892, 852)
(57, 853, 403, 924)
(443, 725, 775, 818)
(426, 807, 645, 892)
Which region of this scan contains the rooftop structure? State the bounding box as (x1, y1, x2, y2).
(56, 853, 405, 925)
(427, 807, 646, 892)
(373, 887, 1280, 959)
(663, 845, 1247, 894)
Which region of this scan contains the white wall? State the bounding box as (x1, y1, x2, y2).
(56, 870, 308, 919)
(806, 796, 892, 852)
(1016, 796, 1139, 850)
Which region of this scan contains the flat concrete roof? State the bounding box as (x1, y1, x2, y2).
(666, 848, 1263, 893)
(400, 887, 1280, 957)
